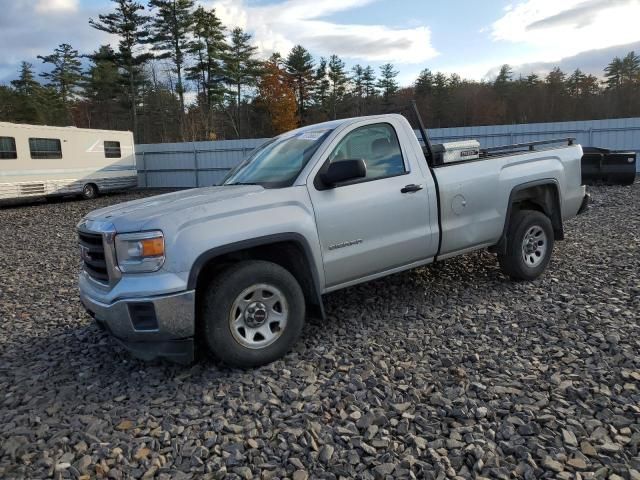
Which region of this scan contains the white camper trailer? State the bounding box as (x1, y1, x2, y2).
(0, 123, 136, 201)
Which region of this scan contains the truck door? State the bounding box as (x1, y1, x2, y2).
(307, 121, 435, 289)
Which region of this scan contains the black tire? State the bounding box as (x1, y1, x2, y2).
(81, 183, 98, 200)
(498, 210, 554, 281)
(200, 260, 305, 368)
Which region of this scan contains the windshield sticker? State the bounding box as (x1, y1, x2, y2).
(298, 130, 329, 141)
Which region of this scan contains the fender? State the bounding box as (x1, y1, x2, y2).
(187, 232, 325, 319)
(494, 179, 563, 255)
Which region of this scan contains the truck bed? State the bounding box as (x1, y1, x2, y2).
(428, 141, 585, 259)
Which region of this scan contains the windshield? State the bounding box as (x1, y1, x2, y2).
(224, 128, 333, 188)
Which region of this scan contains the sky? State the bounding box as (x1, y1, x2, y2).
(1, 0, 640, 88)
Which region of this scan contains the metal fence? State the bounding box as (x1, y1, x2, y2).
(426, 117, 640, 157)
(136, 117, 640, 188)
(136, 138, 268, 188)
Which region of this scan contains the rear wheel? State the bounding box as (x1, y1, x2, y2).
(498, 210, 554, 281)
(81, 183, 98, 200)
(200, 260, 305, 368)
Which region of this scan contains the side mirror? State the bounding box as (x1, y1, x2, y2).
(320, 159, 367, 187)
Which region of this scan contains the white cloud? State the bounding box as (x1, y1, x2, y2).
(0, 2, 111, 83)
(36, 0, 79, 13)
(486, 40, 640, 80)
(491, 0, 640, 60)
(204, 0, 437, 64)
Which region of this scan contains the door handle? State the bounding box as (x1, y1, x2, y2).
(401, 184, 424, 193)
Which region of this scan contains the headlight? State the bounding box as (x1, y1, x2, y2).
(114, 231, 165, 273)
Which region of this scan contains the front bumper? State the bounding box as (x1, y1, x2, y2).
(80, 287, 196, 364)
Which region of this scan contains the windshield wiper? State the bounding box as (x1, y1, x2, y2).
(226, 182, 261, 186)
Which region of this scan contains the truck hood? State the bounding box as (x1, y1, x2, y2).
(85, 185, 265, 232)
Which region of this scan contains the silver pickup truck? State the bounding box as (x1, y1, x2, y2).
(78, 111, 589, 367)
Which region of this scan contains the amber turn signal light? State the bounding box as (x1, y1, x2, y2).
(141, 237, 164, 257)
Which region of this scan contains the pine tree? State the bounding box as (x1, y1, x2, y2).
(377, 63, 399, 103)
(147, 0, 195, 121)
(0, 86, 16, 122)
(431, 72, 449, 127)
(433, 72, 448, 92)
(37, 43, 84, 104)
(327, 54, 349, 119)
(85, 46, 123, 99)
(494, 64, 512, 85)
(285, 45, 315, 122)
(525, 73, 541, 87)
(362, 66, 377, 97)
(351, 64, 365, 115)
(11, 62, 40, 96)
(415, 68, 434, 97)
(604, 57, 624, 89)
(85, 45, 128, 129)
(89, 0, 151, 140)
(546, 67, 567, 90)
(621, 51, 640, 84)
(494, 64, 513, 99)
(223, 27, 261, 136)
(567, 69, 586, 97)
(545, 67, 567, 119)
(351, 65, 364, 98)
(313, 57, 330, 114)
(448, 73, 462, 88)
(9, 62, 45, 124)
(186, 6, 228, 110)
(581, 74, 601, 96)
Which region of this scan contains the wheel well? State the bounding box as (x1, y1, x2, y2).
(510, 184, 563, 240)
(492, 182, 563, 254)
(194, 241, 322, 317)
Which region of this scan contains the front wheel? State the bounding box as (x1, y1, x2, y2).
(200, 260, 306, 368)
(498, 210, 554, 281)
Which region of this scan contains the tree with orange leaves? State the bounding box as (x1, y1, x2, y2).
(256, 54, 298, 135)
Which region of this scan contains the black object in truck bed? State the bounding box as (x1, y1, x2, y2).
(581, 147, 636, 185)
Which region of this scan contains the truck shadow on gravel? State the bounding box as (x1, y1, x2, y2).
(320, 252, 514, 320)
(0, 249, 551, 392)
(1, 323, 241, 405)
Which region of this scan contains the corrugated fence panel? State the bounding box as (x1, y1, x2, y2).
(146, 171, 195, 188)
(426, 117, 640, 158)
(136, 138, 268, 188)
(136, 118, 640, 187)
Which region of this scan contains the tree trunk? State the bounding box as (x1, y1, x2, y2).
(129, 62, 138, 143)
(298, 82, 304, 124)
(177, 63, 185, 139)
(237, 81, 241, 138)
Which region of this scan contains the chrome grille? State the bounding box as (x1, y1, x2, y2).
(78, 230, 109, 282)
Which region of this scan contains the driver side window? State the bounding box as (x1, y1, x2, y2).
(327, 123, 406, 182)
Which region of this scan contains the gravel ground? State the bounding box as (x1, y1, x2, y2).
(0, 183, 639, 480)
